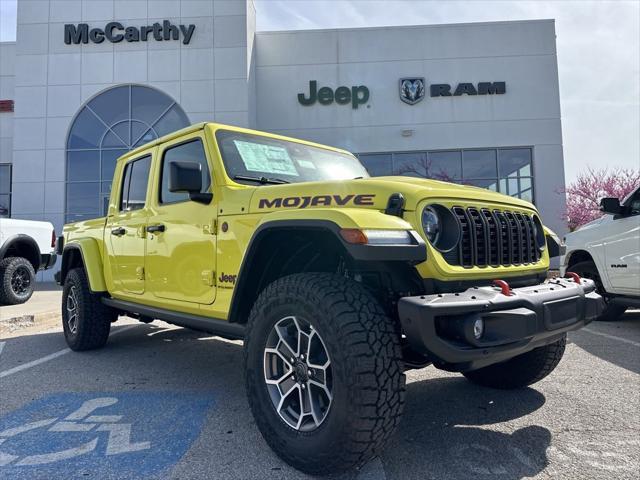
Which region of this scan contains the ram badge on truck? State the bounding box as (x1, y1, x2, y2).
(56, 123, 603, 475)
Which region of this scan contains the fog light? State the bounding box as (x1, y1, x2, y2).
(473, 318, 484, 339)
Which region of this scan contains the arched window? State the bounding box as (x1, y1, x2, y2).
(65, 85, 189, 222)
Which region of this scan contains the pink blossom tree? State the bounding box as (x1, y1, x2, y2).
(563, 167, 640, 231)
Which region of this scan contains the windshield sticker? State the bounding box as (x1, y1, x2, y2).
(296, 159, 317, 169)
(234, 140, 299, 176)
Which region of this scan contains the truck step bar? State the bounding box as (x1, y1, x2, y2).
(610, 296, 640, 309)
(102, 297, 245, 340)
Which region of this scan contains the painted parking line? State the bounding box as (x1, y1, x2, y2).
(0, 392, 214, 479)
(582, 327, 640, 348)
(0, 325, 138, 379)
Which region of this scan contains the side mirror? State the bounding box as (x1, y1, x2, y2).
(168, 161, 212, 204)
(600, 197, 623, 215)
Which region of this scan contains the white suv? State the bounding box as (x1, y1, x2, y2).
(561, 186, 640, 321)
(0, 218, 57, 305)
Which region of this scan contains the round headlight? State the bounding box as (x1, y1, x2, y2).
(421, 204, 461, 252)
(532, 215, 546, 250)
(422, 207, 441, 244)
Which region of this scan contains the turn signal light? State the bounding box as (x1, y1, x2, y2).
(339, 229, 415, 245)
(339, 229, 368, 245)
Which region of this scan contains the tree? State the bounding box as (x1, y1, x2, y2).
(564, 167, 640, 231)
(395, 157, 456, 182)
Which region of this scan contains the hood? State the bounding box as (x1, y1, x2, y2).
(248, 176, 536, 214)
(566, 215, 608, 237)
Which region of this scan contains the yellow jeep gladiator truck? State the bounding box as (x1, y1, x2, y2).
(55, 122, 602, 474)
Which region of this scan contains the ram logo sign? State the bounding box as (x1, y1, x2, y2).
(399, 78, 426, 105)
(399, 78, 507, 105)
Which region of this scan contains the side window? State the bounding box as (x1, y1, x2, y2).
(160, 139, 211, 204)
(119, 156, 151, 212)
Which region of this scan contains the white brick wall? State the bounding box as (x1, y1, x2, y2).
(0, 43, 16, 167)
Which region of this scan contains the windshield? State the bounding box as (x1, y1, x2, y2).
(216, 130, 370, 185)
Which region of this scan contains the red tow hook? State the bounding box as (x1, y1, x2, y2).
(493, 279, 513, 296)
(565, 271, 582, 284)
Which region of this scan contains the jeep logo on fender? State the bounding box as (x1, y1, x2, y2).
(298, 81, 370, 109)
(218, 273, 237, 284)
(259, 194, 376, 209)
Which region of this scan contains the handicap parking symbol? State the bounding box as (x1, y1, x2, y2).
(0, 392, 214, 479)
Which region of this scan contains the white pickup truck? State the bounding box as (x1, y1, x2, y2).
(561, 186, 640, 321)
(0, 218, 57, 305)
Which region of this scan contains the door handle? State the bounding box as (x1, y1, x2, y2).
(146, 224, 166, 233)
(111, 227, 126, 236)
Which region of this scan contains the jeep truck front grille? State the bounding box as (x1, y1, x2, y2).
(444, 207, 541, 268)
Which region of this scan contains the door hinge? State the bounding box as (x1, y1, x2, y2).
(203, 219, 217, 235)
(136, 266, 145, 280)
(201, 270, 215, 286)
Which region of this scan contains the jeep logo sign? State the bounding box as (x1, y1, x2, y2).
(64, 21, 196, 45)
(298, 81, 370, 109)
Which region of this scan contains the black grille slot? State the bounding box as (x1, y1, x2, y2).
(482, 209, 500, 266)
(452, 207, 473, 267)
(523, 215, 540, 263)
(468, 208, 488, 266)
(446, 207, 541, 268)
(494, 210, 511, 265)
(504, 212, 522, 264)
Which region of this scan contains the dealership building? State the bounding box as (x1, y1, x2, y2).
(0, 0, 567, 277)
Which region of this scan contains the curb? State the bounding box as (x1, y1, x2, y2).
(0, 310, 60, 333)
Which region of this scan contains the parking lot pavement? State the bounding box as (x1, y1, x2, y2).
(0, 312, 638, 479)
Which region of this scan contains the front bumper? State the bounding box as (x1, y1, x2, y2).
(398, 277, 603, 372)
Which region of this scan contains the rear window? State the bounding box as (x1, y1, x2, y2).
(120, 156, 151, 211)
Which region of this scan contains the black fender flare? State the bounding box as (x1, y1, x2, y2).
(227, 219, 426, 323)
(0, 234, 42, 269)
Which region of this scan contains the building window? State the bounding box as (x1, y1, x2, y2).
(358, 147, 534, 202)
(0, 164, 11, 217)
(65, 85, 189, 223)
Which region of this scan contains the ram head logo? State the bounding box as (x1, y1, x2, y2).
(400, 77, 426, 105)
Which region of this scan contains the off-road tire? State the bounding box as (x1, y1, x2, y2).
(463, 334, 567, 389)
(0, 256, 36, 305)
(62, 268, 116, 351)
(570, 260, 627, 321)
(244, 273, 406, 475)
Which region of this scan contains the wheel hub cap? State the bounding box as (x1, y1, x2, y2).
(293, 360, 309, 383)
(263, 316, 333, 432)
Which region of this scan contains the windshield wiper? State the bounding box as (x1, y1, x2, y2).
(233, 175, 290, 185)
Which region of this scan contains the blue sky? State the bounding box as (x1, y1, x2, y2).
(1, 0, 638, 182)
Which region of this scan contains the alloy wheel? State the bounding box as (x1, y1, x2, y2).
(10, 266, 31, 296)
(66, 286, 79, 334)
(263, 316, 333, 432)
